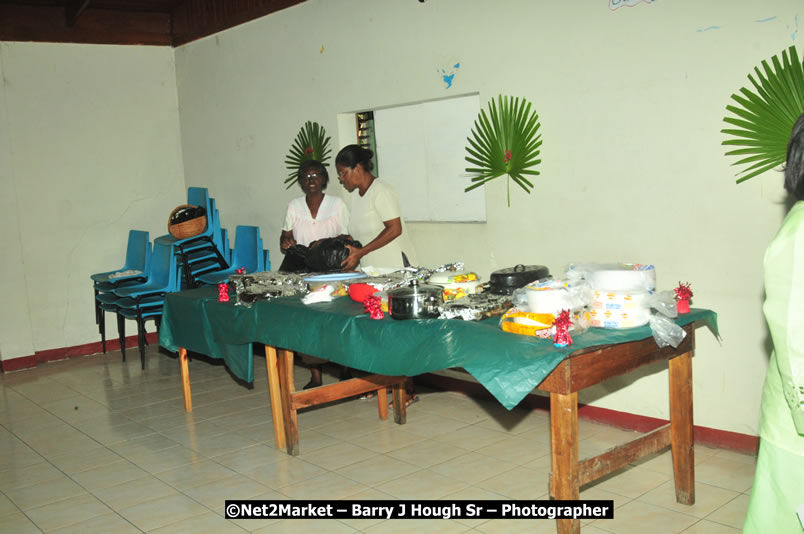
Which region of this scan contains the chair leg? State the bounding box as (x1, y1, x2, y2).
(94, 288, 100, 325)
(117, 313, 126, 362)
(136, 310, 146, 370)
(99, 308, 107, 354)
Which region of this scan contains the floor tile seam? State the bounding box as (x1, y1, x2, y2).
(333, 459, 426, 488)
(0, 430, 123, 496)
(699, 492, 748, 524)
(430, 461, 531, 488)
(7, 380, 82, 402)
(631, 491, 736, 521)
(40, 510, 146, 534)
(157, 469, 246, 494)
(16, 489, 108, 524)
(19, 396, 131, 454)
(109, 433, 190, 458)
(180, 392, 265, 410)
(0, 488, 24, 520)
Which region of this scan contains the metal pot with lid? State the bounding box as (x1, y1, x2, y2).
(488, 264, 550, 295)
(388, 279, 443, 320)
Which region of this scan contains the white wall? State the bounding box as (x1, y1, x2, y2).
(174, 0, 800, 436)
(0, 42, 186, 359)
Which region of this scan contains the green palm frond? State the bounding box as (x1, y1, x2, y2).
(284, 121, 332, 188)
(465, 95, 542, 206)
(722, 46, 804, 183)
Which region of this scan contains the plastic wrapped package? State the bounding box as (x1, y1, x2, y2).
(516, 279, 593, 315)
(644, 290, 678, 318)
(230, 272, 308, 307)
(649, 314, 687, 348)
(567, 263, 656, 291)
(438, 292, 513, 321)
(500, 307, 590, 338)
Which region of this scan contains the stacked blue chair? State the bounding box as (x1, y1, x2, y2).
(91, 230, 151, 353)
(196, 225, 264, 285)
(156, 187, 229, 289)
(112, 241, 181, 369)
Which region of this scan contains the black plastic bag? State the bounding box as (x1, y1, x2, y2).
(304, 236, 363, 272)
(278, 245, 309, 273)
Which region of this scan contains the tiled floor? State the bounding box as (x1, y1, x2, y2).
(0, 347, 755, 533)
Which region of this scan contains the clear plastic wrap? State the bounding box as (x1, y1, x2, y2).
(567, 263, 656, 291)
(515, 278, 593, 314)
(644, 290, 678, 318)
(649, 314, 687, 348)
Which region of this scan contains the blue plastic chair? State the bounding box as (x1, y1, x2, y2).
(91, 230, 151, 352)
(196, 226, 262, 285)
(113, 241, 180, 368)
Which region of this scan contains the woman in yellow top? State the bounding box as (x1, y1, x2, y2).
(744, 113, 804, 533)
(335, 144, 417, 271)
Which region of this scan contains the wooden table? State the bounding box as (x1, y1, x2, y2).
(164, 289, 706, 534)
(534, 323, 696, 534)
(234, 324, 696, 534)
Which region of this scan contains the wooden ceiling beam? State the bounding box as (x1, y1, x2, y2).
(65, 0, 92, 27)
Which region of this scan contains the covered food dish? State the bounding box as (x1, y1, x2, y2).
(488, 264, 550, 295)
(427, 271, 484, 301)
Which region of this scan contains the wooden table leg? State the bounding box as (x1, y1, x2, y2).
(669, 351, 695, 505)
(551, 391, 580, 534)
(377, 387, 388, 420)
(392, 380, 407, 425)
(276, 349, 299, 456)
(178, 348, 192, 412)
(264, 346, 287, 451)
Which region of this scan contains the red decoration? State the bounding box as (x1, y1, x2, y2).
(236, 267, 246, 275)
(304, 147, 314, 154)
(553, 309, 573, 347)
(504, 149, 512, 163)
(348, 283, 378, 303)
(674, 282, 693, 314)
(217, 283, 230, 302)
(363, 295, 384, 320)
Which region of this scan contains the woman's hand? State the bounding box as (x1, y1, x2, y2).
(341, 244, 364, 271)
(280, 231, 297, 252)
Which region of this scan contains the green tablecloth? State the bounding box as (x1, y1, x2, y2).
(159, 286, 718, 410)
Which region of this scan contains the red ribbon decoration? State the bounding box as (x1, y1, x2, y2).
(363, 295, 384, 320)
(217, 283, 230, 302)
(674, 282, 693, 301)
(304, 147, 314, 155)
(504, 149, 512, 163)
(553, 309, 573, 347)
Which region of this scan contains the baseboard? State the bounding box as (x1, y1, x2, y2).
(1, 332, 159, 373)
(417, 371, 759, 456)
(0, 355, 37, 373)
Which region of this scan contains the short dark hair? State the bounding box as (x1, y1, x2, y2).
(336, 144, 374, 172)
(785, 113, 804, 201)
(297, 160, 329, 188)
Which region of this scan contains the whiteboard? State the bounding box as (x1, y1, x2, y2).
(374, 94, 486, 222)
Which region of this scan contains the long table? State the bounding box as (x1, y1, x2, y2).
(159, 287, 718, 534)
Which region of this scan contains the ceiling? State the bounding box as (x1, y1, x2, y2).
(0, 0, 308, 46)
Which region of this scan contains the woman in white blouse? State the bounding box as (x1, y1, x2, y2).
(279, 160, 349, 270)
(278, 160, 349, 388)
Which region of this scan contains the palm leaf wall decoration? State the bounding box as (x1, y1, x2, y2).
(284, 121, 332, 188)
(465, 95, 542, 206)
(722, 46, 804, 183)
